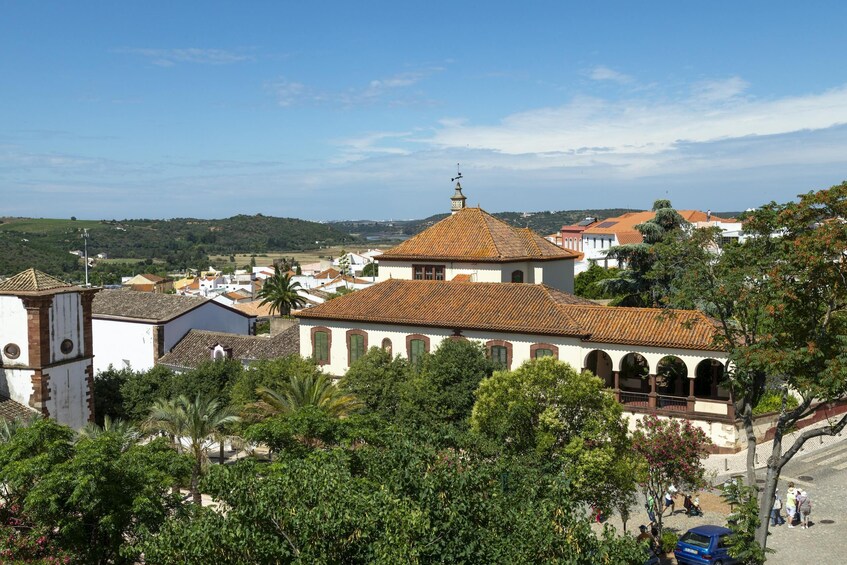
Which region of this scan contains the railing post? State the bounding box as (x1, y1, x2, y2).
(648, 374, 657, 409)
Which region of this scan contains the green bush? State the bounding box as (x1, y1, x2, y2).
(752, 391, 799, 415)
(660, 530, 678, 553)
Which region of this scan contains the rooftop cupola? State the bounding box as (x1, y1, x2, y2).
(450, 182, 467, 214)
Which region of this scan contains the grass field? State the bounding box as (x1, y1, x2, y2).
(0, 218, 101, 233)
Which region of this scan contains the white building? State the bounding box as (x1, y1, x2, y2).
(0, 269, 97, 429)
(92, 290, 254, 374)
(377, 183, 579, 293)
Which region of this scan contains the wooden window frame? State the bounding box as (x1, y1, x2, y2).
(405, 334, 431, 365)
(530, 343, 559, 360)
(511, 269, 524, 283)
(311, 326, 332, 366)
(346, 329, 368, 367)
(485, 339, 513, 370)
(412, 264, 446, 281)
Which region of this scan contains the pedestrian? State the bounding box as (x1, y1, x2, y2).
(771, 489, 784, 526)
(645, 494, 657, 524)
(637, 524, 659, 557)
(786, 482, 797, 528)
(797, 490, 812, 529)
(664, 484, 678, 515)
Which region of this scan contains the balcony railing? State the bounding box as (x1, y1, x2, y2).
(612, 388, 733, 421)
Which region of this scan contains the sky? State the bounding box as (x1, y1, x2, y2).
(2, 1, 847, 221)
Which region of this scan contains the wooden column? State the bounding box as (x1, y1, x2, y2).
(648, 374, 657, 409)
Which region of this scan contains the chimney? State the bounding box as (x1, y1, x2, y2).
(450, 182, 467, 214)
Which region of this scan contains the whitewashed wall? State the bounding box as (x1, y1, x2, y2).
(163, 304, 251, 352)
(93, 319, 153, 374)
(44, 359, 91, 430)
(49, 293, 84, 363)
(0, 367, 35, 408)
(0, 295, 30, 366)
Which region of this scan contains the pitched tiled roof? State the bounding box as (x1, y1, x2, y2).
(379, 207, 580, 263)
(296, 279, 721, 351)
(93, 289, 250, 323)
(157, 326, 300, 370)
(0, 395, 36, 421)
(583, 210, 727, 240)
(297, 279, 591, 336)
(0, 268, 76, 295)
(315, 268, 340, 279)
(451, 274, 473, 282)
(233, 299, 273, 318)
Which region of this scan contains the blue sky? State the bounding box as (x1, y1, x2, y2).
(2, 1, 847, 221)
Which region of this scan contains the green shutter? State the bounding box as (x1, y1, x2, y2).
(491, 345, 508, 367)
(315, 331, 328, 362)
(350, 334, 364, 363)
(534, 348, 553, 359)
(410, 339, 425, 365)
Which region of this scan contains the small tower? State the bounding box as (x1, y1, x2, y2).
(451, 182, 467, 214)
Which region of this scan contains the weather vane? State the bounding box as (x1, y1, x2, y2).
(451, 163, 463, 183)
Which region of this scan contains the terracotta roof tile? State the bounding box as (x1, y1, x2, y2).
(157, 326, 299, 370)
(296, 279, 721, 351)
(316, 268, 340, 279)
(583, 210, 728, 236)
(451, 274, 473, 282)
(0, 268, 75, 294)
(297, 279, 591, 336)
(234, 299, 273, 317)
(93, 289, 251, 323)
(0, 395, 36, 421)
(379, 208, 579, 263)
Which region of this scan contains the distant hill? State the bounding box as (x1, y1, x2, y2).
(0, 215, 358, 278)
(331, 208, 638, 240)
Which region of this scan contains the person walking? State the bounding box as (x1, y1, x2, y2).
(663, 484, 678, 515)
(645, 494, 657, 524)
(797, 490, 812, 529)
(771, 489, 785, 526)
(786, 482, 797, 528)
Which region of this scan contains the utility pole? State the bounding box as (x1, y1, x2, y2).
(83, 228, 90, 287)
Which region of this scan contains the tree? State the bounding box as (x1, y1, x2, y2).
(654, 182, 847, 551)
(599, 199, 687, 306)
(170, 358, 243, 402)
(230, 355, 321, 409)
(256, 264, 306, 316)
(0, 418, 190, 563)
(400, 339, 497, 427)
(93, 365, 132, 424)
(145, 394, 241, 505)
(362, 261, 378, 278)
(120, 365, 176, 422)
(471, 357, 638, 513)
(721, 477, 770, 564)
(78, 415, 140, 452)
(258, 372, 360, 418)
(574, 263, 621, 299)
(340, 346, 410, 419)
(631, 415, 710, 536)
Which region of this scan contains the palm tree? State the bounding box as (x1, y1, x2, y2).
(257, 372, 360, 417)
(256, 265, 306, 316)
(145, 395, 240, 505)
(78, 415, 139, 451)
(0, 413, 40, 442)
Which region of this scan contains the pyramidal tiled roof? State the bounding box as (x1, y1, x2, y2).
(379, 208, 580, 263)
(0, 268, 75, 294)
(296, 279, 722, 351)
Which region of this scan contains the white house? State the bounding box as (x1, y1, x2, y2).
(0, 269, 97, 429)
(376, 183, 580, 293)
(92, 290, 254, 374)
(296, 185, 741, 450)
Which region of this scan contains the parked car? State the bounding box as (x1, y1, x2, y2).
(674, 525, 738, 565)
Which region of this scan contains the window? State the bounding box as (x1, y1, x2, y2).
(406, 334, 430, 366)
(486, 340, 512, 369)
(413, 264, 445, 280)
(346, 330, 368, 366)
(312, 328, 331, 365)
(381, 338, 392, 354)
(490, 345, 508, 367)
(511, 269, 524, 283)
(60, 339, 74, 354)
(530, 343, 559, 360)
(3, 343, 20, 360)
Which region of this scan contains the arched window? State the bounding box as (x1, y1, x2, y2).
(311, 327, 332, 365)
(531, 343, 559, 360)
(381, 338, 392, 354)
(511, 270, 524, 283)
(406, 334, 430, 366)
(485, 340, 513, 370)
(346, 329, 368, 366)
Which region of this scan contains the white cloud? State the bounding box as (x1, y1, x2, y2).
(118, 48, 252, 66)
(588, 65, 633, 84)
(692, 76, 749, 101)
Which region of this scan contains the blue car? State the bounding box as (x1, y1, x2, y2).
(674, 525, 738, 565)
